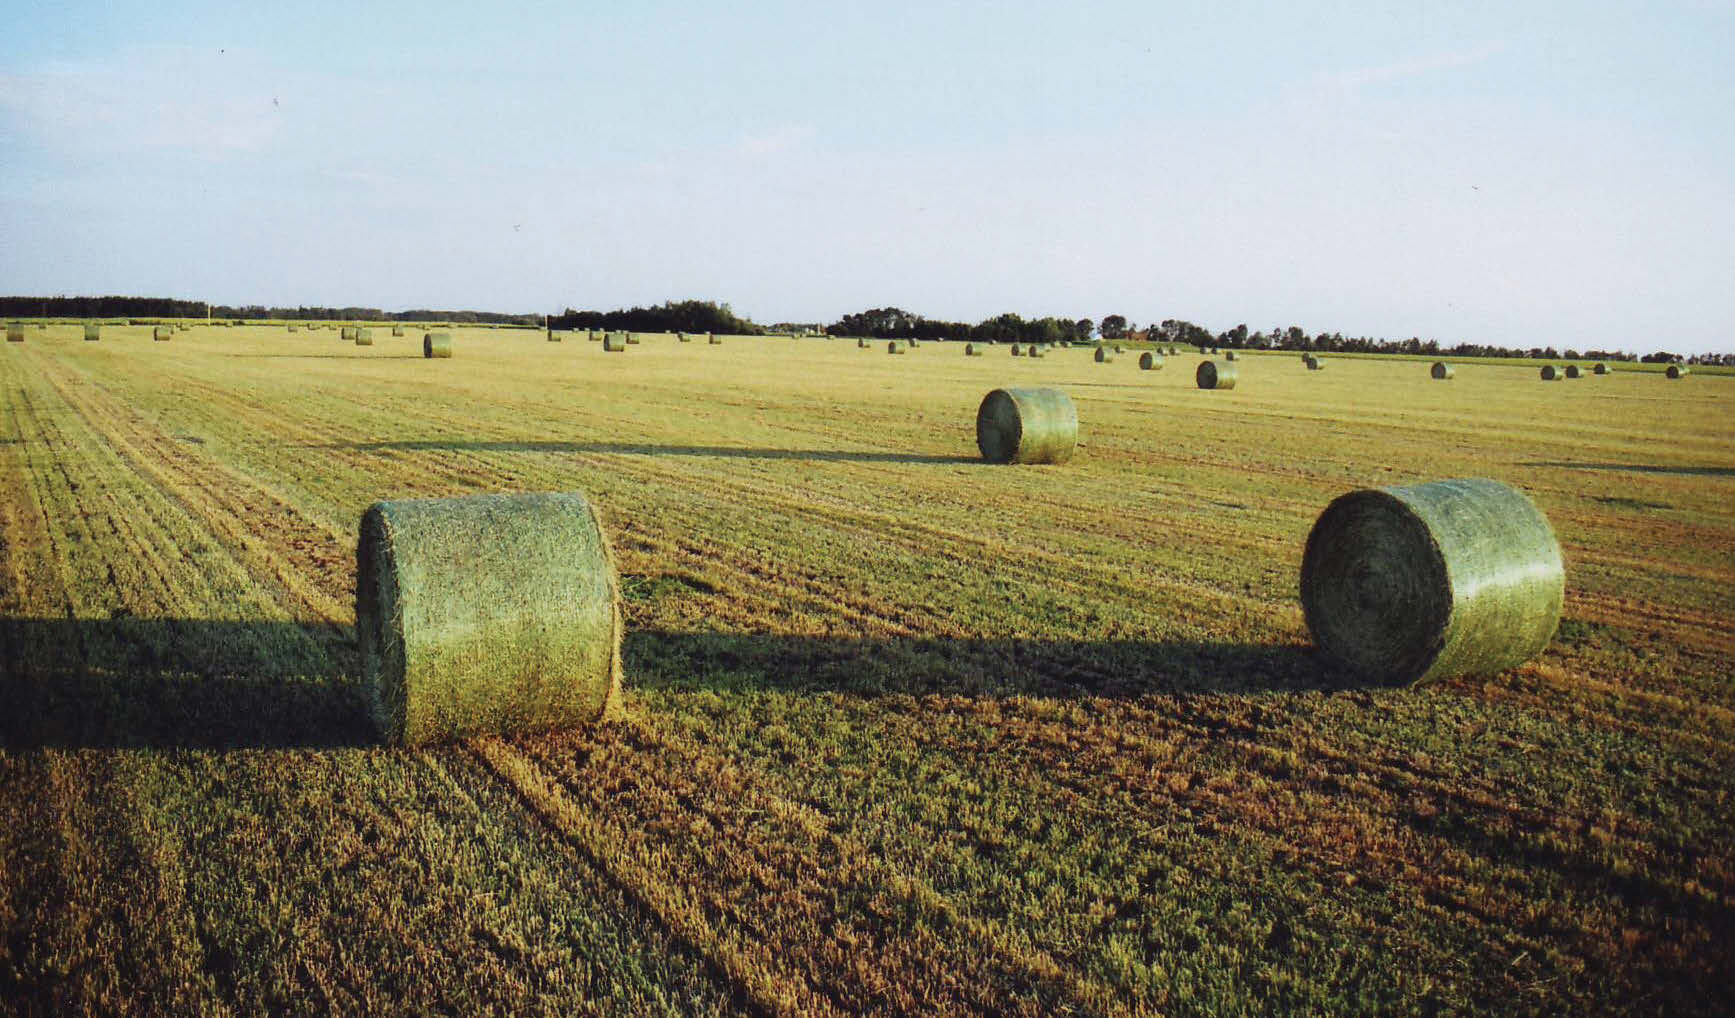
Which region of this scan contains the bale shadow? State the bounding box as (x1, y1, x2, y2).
(625, 629, 1378, 699)
(229, 354, 424, 360)
(1523, 461, 1735, 478)
(330, 440, 976, 465)
(0, 617, 369, 750)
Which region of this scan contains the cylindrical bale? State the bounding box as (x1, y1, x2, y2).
(964, 343, 984, 356)
(548, 328, 562, 342)
(1010, 344, 1023, 357)
(153, 326, 171, 341)
(1094, 347, 1115, 363)
(1540, 365, 1560, 381)
(1564, 364, 1581, 379)
(341, 326, 357, 341)
(1667, 364, 1688, 379)
(976, 387, 1078, 465)
(1431, 362, 1454, 380)
(907, 338, 920, 349)
(1308, 358, 1326, 371)
(1138, 351, 1163, 370)
(857, 337, 868, 348)
(1224, 350, 1237, 360)
(392, 325, 405, 337)
(1301, 352, 1314, 365)
(1300, 478, 1564, 686)
(1027, 344, 1046, 358)
(886, 340, 906, 354)
(287, 324, 300, 333)
(707, 333, 721, 345)
(677, 332, 691, 342)
(625, 333, 641, 345)
(604, 333, 627, 352)
(1593, 362, 1608, 375)
(356, 328, 374, 346)
(6, 324, 24, 343)
(1197, 360, 1238, 390)
(423, 332, 453, 358)
(83, 323, 101, 341)
(356, 492, 622, 746)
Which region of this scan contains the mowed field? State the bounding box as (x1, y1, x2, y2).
(2, 324, 1732, 1017)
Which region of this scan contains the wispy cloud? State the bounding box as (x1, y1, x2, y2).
(1318, 40, 1508, 95)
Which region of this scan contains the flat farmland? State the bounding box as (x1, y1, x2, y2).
(2, 324, 1732, 1016)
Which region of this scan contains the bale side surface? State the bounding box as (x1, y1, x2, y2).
(1094, 347, 1114, 363)
(1139, 352, 1162, 370)
(976, 387, 1077, 465)
(1431, 362, 1454, 379)
(423, 332, 453, 358)
(1565, 364, 1581, 378)
(1593, 362, 1608, 375)
(356, 492, 622, 745)
(604, 333, 627, 352)
(1300, 478, 1563, 686)
(153, 326, 171, 341)
(356, 328, 374, 346)
(83, 323, 101, 342)
(341, 326, 357, 341)
(1196, 360, 1238, 390)
(392, 325, 405, 337)
(1540, 365, 1559, 380)
(6, 324, 23, 343)
(1667, 364, 1688, 379)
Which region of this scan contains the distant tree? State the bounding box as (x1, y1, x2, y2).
(1099, 315, 1128, 340)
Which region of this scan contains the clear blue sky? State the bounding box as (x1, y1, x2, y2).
(2, 1, 1731, 353)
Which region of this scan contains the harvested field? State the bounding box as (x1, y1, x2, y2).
(1, 331, 1733, 1016)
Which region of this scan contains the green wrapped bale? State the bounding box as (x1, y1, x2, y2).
(1094, 347, 1115, 363)
(1300, 478, 1564, 686)
(1431, 362, 1454, 380)
(1139, 352, 1162, 370)
(1196, 360, 1237, 390)
(83, 323, 101, 342)
(604, 333, 627, 352)
(356, 492, 622, 745)
(356, 328, 374, 346)
(976, 387, 1077, 465)
(423, 332, 453, 358)
(6, 324, 23, 343)
(1667, 364, 1688, 379)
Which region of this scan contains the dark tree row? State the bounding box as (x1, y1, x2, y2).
(549, 300, 761, 335)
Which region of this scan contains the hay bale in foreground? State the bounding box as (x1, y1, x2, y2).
(1593, 362, 1609, 375)
(1540, 365, 1561, 381)
(1667, 364, 1689, 379)
(1139, 351, 1162, 370)
(1300, 478, 1563, 686)
(976, 387, 1077, 465)
(356, 491, 621, 745)
(1197, 360, 1238, 390)
(423, 332, 453, 358)
(83, 323, 101, 342)
(1307, 357, 1326, 371)
(153, 326, 172, 342)
(341, 326, 358, 341)
(964, 343, 984, 356)
(1565, 364, 1581, 379)
(1094, 347, 1115, 363)
(5, 324, 22, 343)
(356, 328, 374, 346)
(1431, 362, 1454, 380)
(603, 333, 627, 352)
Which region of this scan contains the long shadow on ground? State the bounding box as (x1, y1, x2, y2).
(326, 440, 976, 465)
(1521, 460, 1735, 478)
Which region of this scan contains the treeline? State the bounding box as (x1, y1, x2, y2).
(550, 300, 762, 335)
(830, 307, 1095, 345)
(0, 295, 539, 325)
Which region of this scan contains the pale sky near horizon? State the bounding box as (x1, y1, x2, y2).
(2, 1, 1731, 354)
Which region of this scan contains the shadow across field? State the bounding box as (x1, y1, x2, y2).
(229, 353, 423, 360)
(625, 628, 1374, 699)
(0, 616, 369, 750)
(1524, 460, 1735, 478)
(329, 440, 975, 465)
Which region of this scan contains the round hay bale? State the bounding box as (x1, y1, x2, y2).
(1027, 344, 1045, 358)
(83, 323, 101, 342)
(1540, 365, 1560, 381)
(1667, 363, 1688, 379)
(153, 326, 172, 342)
(1010, 344, 1023, 357)
(341, 326, 358, 341)
(1593, 362, 1608, 375)
(964, 343, 984, 356)
(287, 324, 300, 333)
(976, 387, 1077, 465)
(887, 340, 906, 354)
(423, 332, 453, 358)
(907, 338, 921, 349)
(857, 337, 869, 348)
(1307, 357, 1326, 371)
(1094, 347, 1115, 363)
(356, 491, 621, 745)
(677, 332, 692, 342)
(1197, 360, 1238, 390)
(1138, 351, 1163, 370)
(1167, 346, 1178, 355)
(625, 333, 641, 345)
(392, 325, 405, 337)
(356, 328, 374, 346)
(6, 324, 23, 343)
(603, 333, 627, 352)
(548, 328, 562, 342)
(1430, 362, 1454, 380)
(1300, 478, 1564, 686)
(1564, 364, 1581, 379)
(1224, 350, 1237, 361)
(707, 333, 721, 345)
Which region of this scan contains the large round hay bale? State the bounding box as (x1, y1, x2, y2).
(1307, 357, 1326, 371)
(1197, 360, 1238, 390)
(603, 333, 627, 352)
(677, 332, 691, 342)
(356, 328, 374, 346)
(1593, 362, 1608, 375)
(1431, 362, 1454, 380)
(392, 325, 405, 337)
(1139, 351, 1162, 370)
(423, 332, 453, 358)
(1540, 365, 1560, 381)
(1027, 344, 1045, 358)
(625, 333, 641, 345)
(976, 387, 1077, 465)
(1667, 363, 1688, 379)
(341, 326, 358, 341)
(1564, 364, 1581, 379)
(83, 323, 101, 342)
(1224, 350, 1237, 361)
(707, 333, 721, 345)
(887, 340, 906, 354)
(356, 492, 621, 745)
(1094, 347, 1115, 363)
(153, 326, 171, 342)
(964, 343, 984, 356)
(1010, 344, 1023, 357)
(6, 324, 23, 343)
(1300, 478, 1563, 686)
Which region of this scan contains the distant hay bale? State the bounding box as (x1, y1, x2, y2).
(1667, 364, 1688, 379)
(976, 387, 1077, 465)
(677, 332, 692, 342)
(1011, 344, 1024, 357)
(393, 325, 405, 337)
(1564, 364, 1581, 378)
(858, 337, 869, 348)
(547, 328, 562, 342)
(287, 324, 300, 333)
(887, 340, 906, 354)
(1027, 344, 1045, 358)
(1197, 360, 1238, 390)
(153, 326, 172, 342)
(1300, 478, 1564, 686)
(1431, 362, 1454, 380)
(1139, 351, 1162, 370)
(423, 332, 453, 358)
(1094, 346, 1115, 363)
(964, 343, 985, 356)
(1224, 350, 1237, 360)
(1593, 362, 1608, 375)
(707, 333, 721, 345)
(1540, 365, 1560, 381)
(341, 326, 358, 341)
(356, 491, 621, 745)
(1307, 357, 1326, 371)
(5, 324, 22, 343)
(356, 328, 374, 346)
(625, 333, 641, 345)
(83, 323, 101, 342)
(1167, 346, 1178, 355)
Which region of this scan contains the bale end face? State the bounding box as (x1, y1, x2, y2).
(1540, 365, 1560, 380)
(1196, 360, 1238, 390)
(1431, 362, 1454, 380)
(1564, 364, 1581, 378)
(976, 387, 1077, 465)
(423, 332, 453, 358)
(603, 333, 627, 352)
(1667, 364, 1688, 379)
(1094, 347, 1114, 363)
(83, 324, 101, 341)
(1138, 352, 1162, 370)
(5, 324, 23, 343)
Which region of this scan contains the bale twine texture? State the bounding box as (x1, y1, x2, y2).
(1139, 352, 1162, 370)
(423, 332, 453, 358)
(1667, 364, 1688, 379)
(976, 387, 1077, 465)
(1300, 478, 1564, 686)
(356, 328, 374, 346)
(356, 491, 622, 745)
(341, 327, 358, 341)
(604, 333, 627, 352)
(83, 323, 101, 342)
(1094, 347, 1115, 363)
(1197, 360, 1238, 390)
(1431, 362, 1454, 380)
